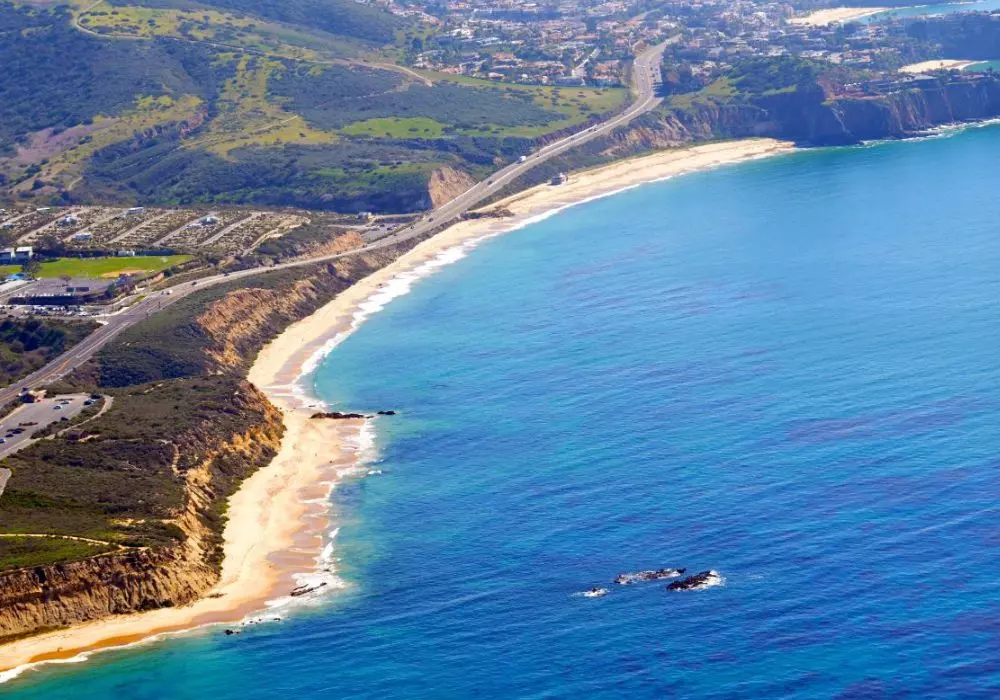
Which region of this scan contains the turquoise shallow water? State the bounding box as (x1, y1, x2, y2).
(9, 126, 1000, 696)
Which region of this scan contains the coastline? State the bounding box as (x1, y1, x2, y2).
(789, 6, 889, 25)
(0, 137, 796, 683)
(899, 59, 977, 73)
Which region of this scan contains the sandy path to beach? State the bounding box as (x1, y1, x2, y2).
(0, 137, 795, 681)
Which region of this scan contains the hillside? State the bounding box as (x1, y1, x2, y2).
(0, 318, 98, 388)
(0, 1, 626, 214)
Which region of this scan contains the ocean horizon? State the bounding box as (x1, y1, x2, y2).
(8, 123, 1000, 696)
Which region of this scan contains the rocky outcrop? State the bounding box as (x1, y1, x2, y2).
(426, 166, 476, 208)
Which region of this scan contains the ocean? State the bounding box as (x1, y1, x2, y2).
(866, 0, 1000, 21)
(8, 125, 1000, 697)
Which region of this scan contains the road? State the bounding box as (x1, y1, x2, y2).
(0, 40, 670, 406)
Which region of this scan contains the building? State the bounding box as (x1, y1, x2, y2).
(0, 247, 33, 263)
(11, 276, 117, 305)
(550, 172, 569, 185)
(72, 232, 93, 242)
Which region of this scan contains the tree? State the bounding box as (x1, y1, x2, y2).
(21, 259, 41, 277)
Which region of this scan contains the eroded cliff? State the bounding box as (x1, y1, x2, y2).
(0, 240, 418, 642)
(0, 378, 282, 641)
(606, 74, 1000, 156)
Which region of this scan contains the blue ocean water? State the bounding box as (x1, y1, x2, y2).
(868, 0, 1000, 22)
(9, 126, 1000, 697)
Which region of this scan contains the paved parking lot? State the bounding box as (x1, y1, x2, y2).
(0, 394, 91, 460)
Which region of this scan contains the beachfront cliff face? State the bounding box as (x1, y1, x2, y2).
(0, 379, 283, 642)
(426, 166, 477, 208)
(195, 247, 404, 377)
(610, 76, 1000, 154)
(0, 244, 419, 645)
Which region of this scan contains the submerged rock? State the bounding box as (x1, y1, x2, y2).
(580, 587, 609, 598)
(376, 410, 396, 416)
(666, 570, 723, 591)
(311, 411, 367, 420)
(290, 582, 329, 597)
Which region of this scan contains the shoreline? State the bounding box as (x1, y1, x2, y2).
(789, 6, 889, 25)
(0, 137, 797, 683)
(899, 59, 978, 73)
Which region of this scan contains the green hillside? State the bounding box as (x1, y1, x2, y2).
(105, 0, 404, 44)
(0, 1, 626, 213)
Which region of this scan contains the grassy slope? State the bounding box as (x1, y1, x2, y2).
(2, 0, 627, 212)
(0, 536, 115, 572)
(0, 317, 98, 387)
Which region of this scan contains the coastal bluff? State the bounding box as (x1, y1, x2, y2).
(617, 73, 1000, 150)
(0, 241, 412, 648)
(0, 380, 283, 642)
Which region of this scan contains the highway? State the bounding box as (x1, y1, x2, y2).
(0, 40, 669, 406)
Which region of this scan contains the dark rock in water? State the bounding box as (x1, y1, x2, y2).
(614, 568, 685, 585)
(667, 570, 722, 591)
(311, 411, 367, 420)
(225, 629, 238, 636)
(290, 582, 329, 597)
(377, 410, 396, 416)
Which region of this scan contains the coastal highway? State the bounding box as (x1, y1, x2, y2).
(0, 41, 670, 406)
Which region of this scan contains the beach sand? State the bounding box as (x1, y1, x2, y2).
(0, 137, 796, 681)
(789, 7, 888, 25)
(899, 59, 977, 74)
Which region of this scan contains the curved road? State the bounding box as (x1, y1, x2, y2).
(0, 40, 669, 405)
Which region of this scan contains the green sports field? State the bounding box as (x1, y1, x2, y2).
(0, 255, 192, 279)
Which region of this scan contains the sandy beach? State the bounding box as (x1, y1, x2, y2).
(899, 59, 977, 74)
(0, 137, 796, 681)
(789, 7, 888, 25)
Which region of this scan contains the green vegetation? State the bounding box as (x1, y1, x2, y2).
(0, 317, 98, 387)
(0, 0, 621, 212)
(0, 536, 115, 572)
(0, 4, 220, 153)
(342, 117, 446, 138)
(270, 65, 626, 137)
(106, 0, 407, 44)
(270, 68, 562, 132)
(1, 376, 273, 550)
(0, 256, 191, 279)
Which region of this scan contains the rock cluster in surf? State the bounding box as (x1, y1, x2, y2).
(576, 567, 723, 598)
